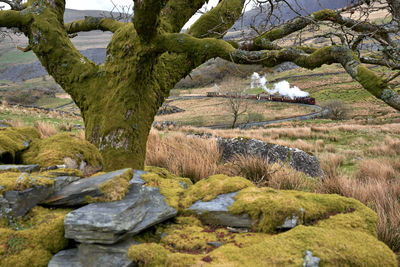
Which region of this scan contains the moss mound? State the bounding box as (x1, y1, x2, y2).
(181, 174, 254, 208)
(229, 187, 377, 235)
(21, 133, 103, 170)
(0, 206, 70, 267)
(0, 127, 40, 164)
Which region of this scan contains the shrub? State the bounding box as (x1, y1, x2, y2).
(322, 99, 350, 120)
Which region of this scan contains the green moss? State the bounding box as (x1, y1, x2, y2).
(0, 172, 54, 194)
(187, 0, 244, 38)
(0, 206, 70, 267)
(0, 127, 40, 163)
(142, 166, 193, 210)
(22, 133, 103, 168)
(356, 65, 387, 97)
(229, 187, 377, 235)
(181, 174, 254, 208)
(87, 168, 133, 202)
(127, 243, 169, 267)
(209, 226, 397, 266)
(36, 168, 83, 178)
(312, 9, 337, 20)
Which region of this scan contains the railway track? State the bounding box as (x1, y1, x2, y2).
(168, 96, 326, 129)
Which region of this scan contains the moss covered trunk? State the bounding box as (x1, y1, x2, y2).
(80, 70, 165, 171)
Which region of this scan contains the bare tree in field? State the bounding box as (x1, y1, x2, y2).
(220, 77, 249, 128)
(1, 0, 400, 170)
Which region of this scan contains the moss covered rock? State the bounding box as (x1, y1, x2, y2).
(142, 166, 193, 210)
(126, 173, 397, 266)
(22, 133, 103, 174)
(0, 206, 70, 267)
(0, 127, 40, 164)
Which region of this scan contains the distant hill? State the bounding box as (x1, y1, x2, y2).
(233, 0, 355, 29)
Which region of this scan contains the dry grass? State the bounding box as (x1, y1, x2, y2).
(368, 136, 400, 156)
(356, 159, 399, 181)
(145, 130, 221, 182)
(7, 119, 26, 128)
(34, 121, 57, 138)
(319, 153, 344, 179)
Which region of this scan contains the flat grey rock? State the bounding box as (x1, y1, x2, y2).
(0, 164, 39, 172)
(64, 183, 177, 244)
(79, 238, 139, 267)
(43, 169, 132, 207)
(188, 192, 253, 228)
(218, 137, 324, 177)
(48, 249, 81, 267)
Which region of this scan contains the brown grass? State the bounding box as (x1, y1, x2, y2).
(7, 119, 26, 128)
(319, 153, 344, 179)
(356, 159, 398, 181)
(145, 130, 221, 182)
(34, 121, 57, 138)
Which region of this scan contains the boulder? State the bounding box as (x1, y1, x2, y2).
(43, 168, 132, 206)
(21, 133, 103, 175)
(0, 127, 40, 164)
(64, 182, 177, 244)
(0, 164, 39, 172)
(303, 250, 321, 267)
(48, 249, 81, 267)
(217, 137, 324, 177)
(79, 238, 139, 267)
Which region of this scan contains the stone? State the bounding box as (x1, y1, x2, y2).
(0, 164, 39, 172)
(188, 192, 253, 228)
(207, 241, 223, 247)
(79, 238, 139, 267)
(43, 169, 131, 206)
(129, 170, 147, 185)
(64, 183, 177, 244)
(303, 250, 321, 267)
(277, 216, 298, 230)
(48, 249, 81, 267)
(217, 137, 324, 177)
(0, 174, 79, 217)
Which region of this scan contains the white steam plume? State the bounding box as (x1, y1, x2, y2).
(250, 72, 309, 99)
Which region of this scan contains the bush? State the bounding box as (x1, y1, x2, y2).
(322, 99, 350, 120)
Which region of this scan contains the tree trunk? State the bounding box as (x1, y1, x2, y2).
(77, 72, 165, 171)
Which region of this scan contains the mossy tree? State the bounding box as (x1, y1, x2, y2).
(1, 0, 400, 170)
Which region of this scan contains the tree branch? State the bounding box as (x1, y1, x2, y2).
(65, 16, 125, 34)
(160, 0, 208, 33)
(0, 10, 30, 27)
(187, 0, 245, 38)
(133, 0, 168, 42)
(157, 33, 400, 110)
(250, 9, 396, 50)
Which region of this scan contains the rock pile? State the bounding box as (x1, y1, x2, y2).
(0, 127, 397, 266)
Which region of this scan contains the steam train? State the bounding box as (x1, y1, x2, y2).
(206, 92, 316, 105)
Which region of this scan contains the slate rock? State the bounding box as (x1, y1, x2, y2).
(129, 170, 147, 185)
(0, 175, 79, 218)
(188, 192, 253, 228)
(303, 250, 321, 267)
(277, 216, 298, 230)
(79, 238, 139, 267)
(43, 168, 131, 207)
(48, 249, 81, 267)
(64, 183, 177, 244)
(217, 137, 324, 177)
(0, 164, 39, 172)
